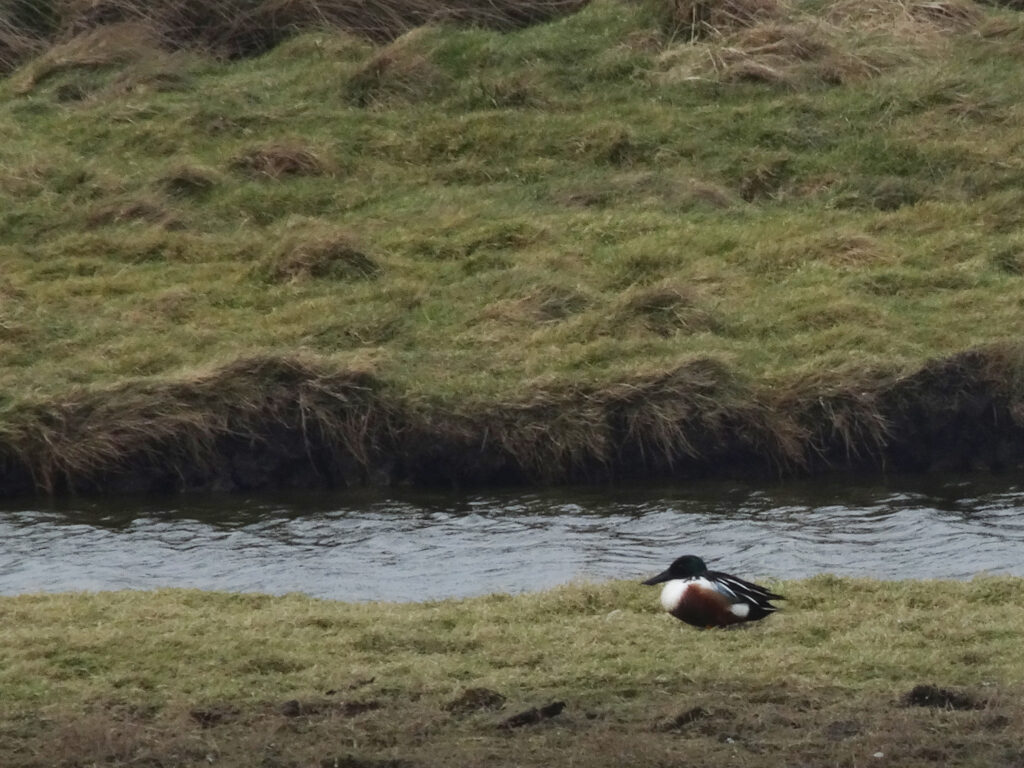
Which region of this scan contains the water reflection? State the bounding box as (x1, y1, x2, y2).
(1, 475, 1023, 601)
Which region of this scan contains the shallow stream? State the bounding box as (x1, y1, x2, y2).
(2, 475, 1023, 601)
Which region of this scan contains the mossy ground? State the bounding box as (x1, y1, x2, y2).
(1, 578, 1023, 766)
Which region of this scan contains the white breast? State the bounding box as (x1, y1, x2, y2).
(660, 577, 730, 613)
(659, 579, 691, 612)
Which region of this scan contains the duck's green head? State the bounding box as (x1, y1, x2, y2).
(642, 555, 708, 585)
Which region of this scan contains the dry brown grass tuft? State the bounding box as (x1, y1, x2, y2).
(685, 179, 735, 207)
(593, 357, 806, 475)
(768, 231, 891, 269)
(480, 284, 590, 326)
(772, 367, 893, 467)
(157, 164, 220, 197)
(0, 356, 392, 495)
(816, 233, 888, 267)
(345, 30, 447, 107)
(86, 196, 178, 228)
(658, 18, 902, 88)
(257, 232, 380, 282)
(610, 283, 721, 338)
(11, 22, 165, 93)
(0, 24, 44, 75)
(664, 0, 790, 40)
(229, 141, 332, 179)
(827, 0, 983, 35)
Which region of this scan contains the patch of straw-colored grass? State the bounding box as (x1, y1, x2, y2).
(662, 0, 790, 40)
(12, 22, 165, 94)
(229, 141, 332, 178)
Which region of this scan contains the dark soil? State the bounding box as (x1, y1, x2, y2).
(319, 757, 412, 768)
(902, 685, 982, 711)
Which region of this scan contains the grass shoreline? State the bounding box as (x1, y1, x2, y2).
(1, 345, 1023, 498)
(2, 578, 1023, 767)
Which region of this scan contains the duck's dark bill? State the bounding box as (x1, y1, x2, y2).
(642, 570, 672, 586)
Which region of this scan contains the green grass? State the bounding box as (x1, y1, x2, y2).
(3, 0, 1024, 492)
(2, 0, 1024, 406)
(2, 578, 1023, 766)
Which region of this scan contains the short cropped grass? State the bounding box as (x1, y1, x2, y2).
(3, 0, 1024, 491)
(1, 578, 1023, 766)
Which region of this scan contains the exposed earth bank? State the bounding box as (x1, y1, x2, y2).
(2, 346, 1023, 497)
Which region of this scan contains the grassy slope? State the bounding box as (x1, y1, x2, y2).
(2, 0, 1024, 413)
(1, 578, 1023, 767)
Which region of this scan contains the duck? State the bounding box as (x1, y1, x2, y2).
(642, 554, 783, 629)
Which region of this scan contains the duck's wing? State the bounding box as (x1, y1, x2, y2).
(707, 570, 784, 607)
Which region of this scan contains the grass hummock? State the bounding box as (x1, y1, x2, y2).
(3, 0, 1024, 495)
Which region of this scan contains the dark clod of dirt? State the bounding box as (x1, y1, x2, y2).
(498, 701, 565, 729)
(320, 757, 411, 768)
(902, 684, 981, 710)
(656, 706, 711, 731)
(189, 705, 239, 728)
(280, 699, 303, 717)
(444, 687, 506, 715)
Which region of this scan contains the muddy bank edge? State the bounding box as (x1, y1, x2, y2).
(1, 345, 1022, 498)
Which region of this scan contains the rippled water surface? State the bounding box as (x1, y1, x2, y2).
(2, 476, 1024, 601)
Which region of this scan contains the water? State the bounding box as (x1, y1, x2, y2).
(2, 476, 1023, 601)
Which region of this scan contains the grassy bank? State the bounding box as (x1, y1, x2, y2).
(3, 0, 1024, 494)
(1, 578, 1023, 766)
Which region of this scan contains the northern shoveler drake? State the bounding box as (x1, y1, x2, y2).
(642, 555, 783, 629)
